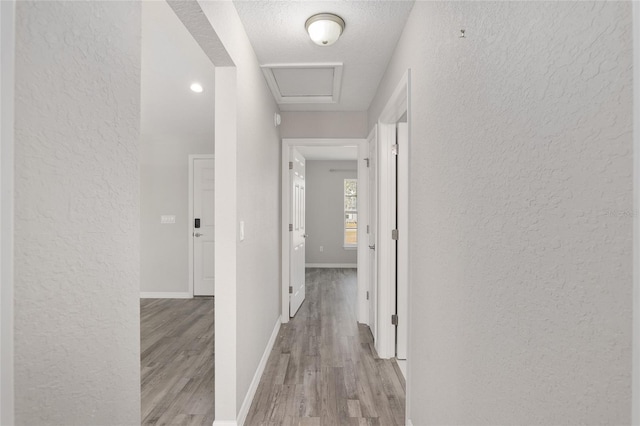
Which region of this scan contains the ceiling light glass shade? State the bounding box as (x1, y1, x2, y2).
(305, 13, 345, 46)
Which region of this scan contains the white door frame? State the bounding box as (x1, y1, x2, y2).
(633, 2, 640, 423)
(367, 126, 378, 341)
(281, 138, 369, 325)
(0, 1, 16, 423)
(188, 154, 215, 298)
(375, 70, 411, 360)
(375, 71, 411, 425)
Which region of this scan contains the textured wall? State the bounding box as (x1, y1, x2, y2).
(306, 161, 358, 265)
(198, 1, 282, 417)
(280, 111, 368, 139)
(1, 1, 16, 423)
(368, 1, 633, 424)
(14, 1, 141, 424)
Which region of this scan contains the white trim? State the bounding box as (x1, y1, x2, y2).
(365, 125, 377, 342)
(281, 145, 290, 323)
(396, 359, 407, 379)
(282, 138, 368, 325)
(375, 70, 412, 423)
(189, 154, 215, 299)
(376, 71, 410, 360)
(237, 317, 281, 426)
(140, 292, 192, 299)
(212, 422, 237, 426)
(633, 2, 640, 424)
(305, 263, 357, 269)
(261, 63, 343, 104)
(0, 1, 15, 423)
(396, 122, 409, 361)
(214, 66, 238, 423)
(406, 419, 414, 426)
(376, 122, 396, 360)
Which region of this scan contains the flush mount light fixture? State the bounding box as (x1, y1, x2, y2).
(190, 82, 203, 93)
(305, 13, 345, 46)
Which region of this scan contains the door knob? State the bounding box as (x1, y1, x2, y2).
(369, 244, 376, 250)
(303, 234, 308, 238)
(194, 232, 203, 237)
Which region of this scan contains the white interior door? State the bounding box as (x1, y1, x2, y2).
(368, 130, 378, 340)
(193, 158, 215, 296)
(396, 123, 408, 360)
(289, 149, 306, 317)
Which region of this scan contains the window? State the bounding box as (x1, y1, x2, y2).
(344, 178, 357, 247)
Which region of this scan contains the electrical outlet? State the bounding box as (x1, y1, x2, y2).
(320, 246, 323, 252)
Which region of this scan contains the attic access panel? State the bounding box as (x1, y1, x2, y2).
(261, 63, 343, 104)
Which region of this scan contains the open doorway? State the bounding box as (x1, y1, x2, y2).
(281, 139, 369, 326)
(373, 70, 411, 402)
(139, 1, 215, 423)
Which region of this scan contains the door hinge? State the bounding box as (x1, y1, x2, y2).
(289, 224, 293, 231)
(289, 161, 293, 170)
(289, 286, 293, 294)
(391, 314, 398, 325)
(391, 144, 399, 156)
(366, 224, 370, 234)
(364, 158, 370, 168)
(366, 291, 369, 300)
(392, 229, 398, 240)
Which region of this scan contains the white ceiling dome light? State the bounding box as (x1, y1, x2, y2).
(190, 82, 203, 93)
(305, 13, 345, 46)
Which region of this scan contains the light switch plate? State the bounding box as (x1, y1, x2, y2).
(160, 215, 176, 224)
(239, 220, 245, 241)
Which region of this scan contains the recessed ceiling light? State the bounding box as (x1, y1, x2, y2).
(305, 13, 345, 46)
(190, 83, 203, 93)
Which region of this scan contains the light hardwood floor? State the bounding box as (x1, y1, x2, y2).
(140, 297, 214, 426)
(245, 268, 406, 426)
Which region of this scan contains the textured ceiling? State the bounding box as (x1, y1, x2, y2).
(233, 1, 415, 112)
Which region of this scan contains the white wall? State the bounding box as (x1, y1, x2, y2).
(14, 2, 141, 424)
(198, 2, 282, 420)
(369, 2, 633, 424)
(306, 160, 358, 265)
(140, 1, 215, 295)
(281, 111, 368, 139)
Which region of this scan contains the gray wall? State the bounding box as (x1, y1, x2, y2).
(140, 135, 213, 294)
(369, 1, 632, 424)
(306, 161, 358, 265)
(14, 1, 141, 424)
(197, 2, 282, 416)
(139, 1, 215, 295)
(280, 111, 368, 138)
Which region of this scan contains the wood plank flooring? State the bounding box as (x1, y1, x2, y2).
(245, 268, 406, 426)
(141, 297, 214, 426)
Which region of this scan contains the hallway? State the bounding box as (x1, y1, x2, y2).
(246, 268, 405, 426)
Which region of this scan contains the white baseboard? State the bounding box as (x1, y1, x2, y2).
(305, 263, 357, 268)
(396, 359, 407, 379)
(236, 316, 281, 426)
(406, 419, 414, 426)
(140, 292, 191, 299)
(212, 421, 237, 426)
